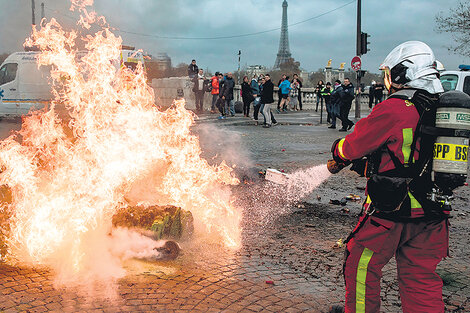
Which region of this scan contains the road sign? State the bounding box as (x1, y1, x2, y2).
(351, 56, 362, 72)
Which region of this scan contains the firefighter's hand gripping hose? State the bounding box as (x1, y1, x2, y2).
(327, 159, 346, 174)
(327, 138, 351, 174)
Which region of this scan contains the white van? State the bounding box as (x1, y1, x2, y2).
(440, 65, 470, 96)
(0, 52, 52, 117)
(0, 49, 145, 117)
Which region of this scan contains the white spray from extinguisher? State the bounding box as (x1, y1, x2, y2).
(265, 164, 331, 201)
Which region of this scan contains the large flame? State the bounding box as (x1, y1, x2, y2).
(0, 0, 240, 282)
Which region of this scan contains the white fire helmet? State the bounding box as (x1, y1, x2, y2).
(379, 41, 444, 94)
(435, 60, 446, 72)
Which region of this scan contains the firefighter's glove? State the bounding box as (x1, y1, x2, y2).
(328, 138, 351, 174)
(327, 159, 346, 174)
(350, 158, 367, 177)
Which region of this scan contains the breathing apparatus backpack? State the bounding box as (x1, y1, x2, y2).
(371, 89, 470, 216)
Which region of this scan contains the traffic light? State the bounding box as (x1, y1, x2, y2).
(360, 32, 370, 55)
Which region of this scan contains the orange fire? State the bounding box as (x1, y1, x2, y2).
(0, 0, 240, 282)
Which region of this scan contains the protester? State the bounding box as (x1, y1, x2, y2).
(278, 76, 291, 112)
(276, 74, 286, 113)
(293, 74, 303, 110)
(369, 80, 376, 109)
(374, 82, 385, 105)
(210, 72, 220, 113)
(222, 72, 235, 117)
(253, 76, 263, 125)
(250, 75, 261, 123)
(187, 59, 198, 78)
(217, 73, 226, 119)
(241, 76, 254, 117)
(315, 80, 325, 112)
(289, 78, 300, 111)
(260, 74, 275, 128)
(321, 82, 333, 123)
(328, 80, 342, 129)
(192, 69, 205, 113)
(338, 78, 355, 131)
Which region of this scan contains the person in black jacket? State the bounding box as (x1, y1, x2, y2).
(241, 76, 254, 117)
(329, 80, 342, 129)
(338, 78, 355, 131)
(187, 60, 198, 78)
(222, 72, 235, 117)
(217, 73, 226, 119)
(369, 81, 376, 109)
(261, 74, 275, 128)
(315, 80, 325, 112)
(374, 82, 385, 105)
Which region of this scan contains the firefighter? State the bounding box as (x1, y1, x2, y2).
(328, 41, 448, 312)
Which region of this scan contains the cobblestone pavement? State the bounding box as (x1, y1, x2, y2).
(1, 111, 469, 312)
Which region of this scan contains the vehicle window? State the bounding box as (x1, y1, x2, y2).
(463, 76, 470, 96)
(19, 63, 52, 85)
(0, 63, 18, 86)
(440, 74, 458, 92)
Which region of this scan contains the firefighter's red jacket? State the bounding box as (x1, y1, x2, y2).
(334, 96, 425, 217)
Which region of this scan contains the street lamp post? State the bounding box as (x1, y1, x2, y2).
(237, 50, 241, 85)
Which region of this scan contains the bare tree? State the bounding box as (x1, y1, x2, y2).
(436, 1, 470, 57)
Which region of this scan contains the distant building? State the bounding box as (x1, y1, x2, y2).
(247, 65, 267, 77)
(147, 52, 172, 71)
(299, 70, 309, 83)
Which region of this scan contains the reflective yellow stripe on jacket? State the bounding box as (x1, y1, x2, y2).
(338, 138, 347, 160)
(402, 128, 413, 167)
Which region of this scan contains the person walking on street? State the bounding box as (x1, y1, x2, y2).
(279, 77, 291, 112)
(369, 80, 376, 109)
(338, 78, 355, 131)
(328, 41, 449, 313)
(321, 82, 333, 123)
(289, 78, 300, 111)
(192, 69, 206, 113)
(374, 82, 386, 105)
(261, 74, 275, 128)
(217, 73, 226, 119)
(222, 72, 235, 117)
(293, 74, 303, 110)
(315, 80, 325, 112)
(241, 76, 254, 117)
(251, 75, 262, 125)
(328, 80, 342, 129)
(277, 74, 286, 113)
(188, 59, 198, 78)
(210, 72, 220, 113)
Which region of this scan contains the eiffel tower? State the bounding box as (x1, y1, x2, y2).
(273, 0, 292, 69)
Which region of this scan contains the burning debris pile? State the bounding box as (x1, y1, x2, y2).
(112, 205, 194, 241)
(0, 0, 240, 284)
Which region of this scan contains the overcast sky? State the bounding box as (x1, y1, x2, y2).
(0, 0, 468, 74)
